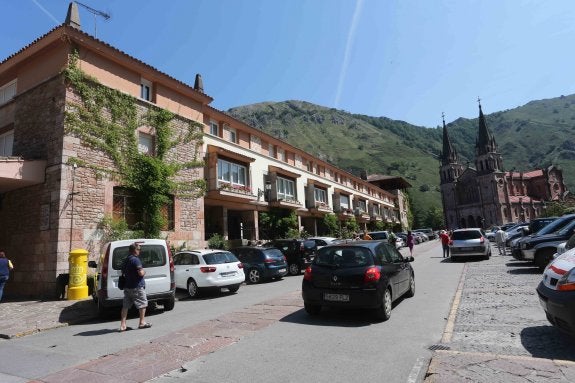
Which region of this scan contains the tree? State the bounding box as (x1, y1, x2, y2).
(423, 206, 444, 229)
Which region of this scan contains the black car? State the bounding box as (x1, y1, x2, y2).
(229, 246, 288, 284)
(515, 214, 575, 270)
(264, 239, 317, 276)
(301, 241, 415, 321)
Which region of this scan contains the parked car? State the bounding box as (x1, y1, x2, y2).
(413, 232, 428, 243)
(173, 249, 244, 298)
(486, 226, 501, 242)
(367, 231, 389, 241)
(308, 237, 339, 249)
(413, 228, 437, 240)
(264, 239, 317, 275)
(394, 236, 405, 249)
(449, 228, 491, 261)
(301, 241, 415, 321)
(524, 217, 559, 236)
(88, 239, 176, 316)
(229, 246, 288, 284)
(515, 214, 575, 270)
(536, 250, 575, 336)
(505, 224, 530, 247)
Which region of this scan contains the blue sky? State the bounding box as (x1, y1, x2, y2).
(2, 0, 575, 128)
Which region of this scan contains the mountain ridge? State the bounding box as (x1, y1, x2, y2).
(227, 95, 575, 226)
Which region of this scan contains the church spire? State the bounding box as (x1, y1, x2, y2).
(475, 98, 497, 155)
(474, 98, 503, 174)
(440, 113, 458, 165)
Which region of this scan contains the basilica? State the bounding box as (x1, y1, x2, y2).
(439, 103, 568, 229)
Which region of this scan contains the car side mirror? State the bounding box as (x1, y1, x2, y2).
(88, 260, 97, 268)
(404, 256, 414, 262)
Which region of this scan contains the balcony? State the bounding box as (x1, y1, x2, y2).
(354, 208, 371, 221)
(206, 181, 258, 203)
(270, 195, 303, 209)
(311, 201, 332, 213)
(370, 213, 383, 222)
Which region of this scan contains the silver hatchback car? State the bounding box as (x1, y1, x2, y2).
(449, 228, 491, 261)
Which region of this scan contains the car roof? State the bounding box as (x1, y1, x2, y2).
(177, 249, 231, 255)
(453, 228, 483, 232)
(309, 237, 338, 241)
(323, 240, 389, 251)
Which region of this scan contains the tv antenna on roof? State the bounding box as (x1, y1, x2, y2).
(75, 1, 111, 37)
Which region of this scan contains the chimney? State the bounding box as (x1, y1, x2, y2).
(360, 169, 368, 180)
(65, 2, 81, 30)
(194, 74, 204, 93)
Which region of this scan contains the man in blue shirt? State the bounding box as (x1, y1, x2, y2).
(120, 243, 151, 331)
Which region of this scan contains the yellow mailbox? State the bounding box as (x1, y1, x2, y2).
(68, 248, 89, 300)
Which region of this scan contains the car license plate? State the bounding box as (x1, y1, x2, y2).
(324, 293, 350, 302)
(220, 271, 236, 277)
(278, 268, 286, 273)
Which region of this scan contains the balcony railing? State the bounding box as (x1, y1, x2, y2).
(217, 181, 253, 195)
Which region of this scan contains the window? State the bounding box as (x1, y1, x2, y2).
(277, 148, 285, 162)
(306, 161, 312, 172)
(314, 187, 327, 203)
(0, 130, 14, 156)
(224, 126, 237, 143)
(113, 186, 174, 230)
(209, 121, 219, 136)
(268, 144, 275, 157)
(340, 194, 350, 209)
(357, 200, 367, 213)
(140, 78, 153, 101)
(0, 80, 16, 106)
(138, 132, 154, 155)
(217, 158, 247, 186)
(277, 176, 295, 200)
(372, 204, 381, 216)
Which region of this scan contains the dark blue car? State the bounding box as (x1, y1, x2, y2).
(230, 246, 288, 284)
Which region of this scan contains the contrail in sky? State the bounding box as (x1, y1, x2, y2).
(334, 0, 364, 109)
(31, 0, 60, 25)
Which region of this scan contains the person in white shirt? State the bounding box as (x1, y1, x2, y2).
(495, 228, 508, 256)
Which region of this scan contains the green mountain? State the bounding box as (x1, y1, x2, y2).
(227, 96, 575, 226)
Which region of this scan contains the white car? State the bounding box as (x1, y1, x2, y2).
(308, 237, 339, 249)
(536, 249, 575, 336)
(174, 249, 245, 298)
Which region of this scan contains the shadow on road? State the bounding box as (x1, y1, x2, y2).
(520, 326, 575, 361)
(280, 307, 381, 328)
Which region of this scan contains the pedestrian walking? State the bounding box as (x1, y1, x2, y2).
(495, 228, 508, 256)
(440, 230, 451, 258)
(406, 230, 415, 256)
(0, 251, 14, 302)
(120, 243, 151, 332)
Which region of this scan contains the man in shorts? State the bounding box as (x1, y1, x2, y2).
(120, 243, 152, 332)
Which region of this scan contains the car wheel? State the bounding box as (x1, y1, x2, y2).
(187, 279, 200, 298)
(374, 288, 392, 321)
(227, 284, 240, 293)
(304, 302, 321, 315)
(288, 263, 301, 276)
(248, 268, 261, 284)
(535, 249, 555, 272)
(163, 294, 175, 311)
(405, 273, 415, 298)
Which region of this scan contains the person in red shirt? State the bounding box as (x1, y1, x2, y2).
(440, 230, 451, 258)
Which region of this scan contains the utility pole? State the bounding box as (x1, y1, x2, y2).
(75, 1, 111, 37)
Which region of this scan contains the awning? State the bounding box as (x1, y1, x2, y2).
(0, 158, 46, 193)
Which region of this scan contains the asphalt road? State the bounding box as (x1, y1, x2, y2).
(0, 239, 461, 382)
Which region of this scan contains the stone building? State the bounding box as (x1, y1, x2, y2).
(0, 4, 410, 298)
(439, 103, 568, 229)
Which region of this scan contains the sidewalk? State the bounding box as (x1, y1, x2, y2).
(0, 297, 96, 339)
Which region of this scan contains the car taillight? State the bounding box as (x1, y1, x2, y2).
(304, 266, 312, 281)
(200, 267, 217, 273)
(364, 266, 381, 283)
(238, 262, 244, 269)
(557, 267, 575, 291)
(101, 245, 110, 295)
(264, 258, 275, 263)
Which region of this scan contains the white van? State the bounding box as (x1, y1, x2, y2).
(88, 239, 176, 316)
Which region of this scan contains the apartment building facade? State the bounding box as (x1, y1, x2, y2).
(0, 4, 409, 298)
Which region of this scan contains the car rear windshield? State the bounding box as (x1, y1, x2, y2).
(203, 251, 239, 265)
(369, 232, 388, 240)
(262, 248, 285, 259)
(452, 231, 482, 240)
(314, 247, 374, 268)
(112, 244, 166, 270)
